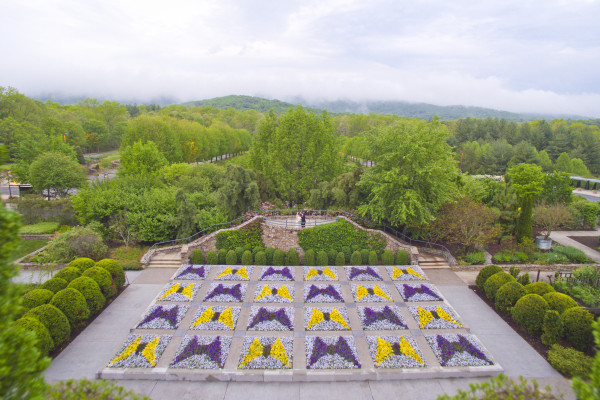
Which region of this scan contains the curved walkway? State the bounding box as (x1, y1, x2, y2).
(550, 227, 600, 263)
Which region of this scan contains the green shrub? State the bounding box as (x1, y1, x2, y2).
(341, 246, 352, 263)
(494, 281, 525, 312)
(264, 247, 275, 265)
(53, 267, 81, 283)
(286, 249, 299, 266)
(68, 277, 105, 314)
(562, 307, 593, 351)
(368, 250, 378, 266)
(395, 250, 409, 265)
(297, 220, 386, 254)
(381, 250, 393, 265)
(46, 378, 151, 400)
(41, 277, 68, 294)
(543, 292, 578, 314)
(553, 246, 589, 263)
(50, 288, 90, 329)
(335, 252, 345, 266)
(484, 272, 516, 301)
(255, 251, 266, 265)
(215, 220, 264, 250)
(463, 252, 485, 265)
(67, 258, 96, 272)
(360, 249, 370, 265)
(14, 317, 54, 356)
(82, 266, 115, 298)
(541, 310, 563, 346)
(548, 344, 593, 378)
(22, 288, 55, 311)
(19, 221, 60, 234)
(225, 250, 237, 265)
(190, 249, 205, 264)
(272, 249, 285, 265)
(351, 251, 362, 265)
(95, 259, 125, 288)
(205, 250, 217, 264)
(534, 252, 569, 265)
(25, 304, 70, 348)
(436, 374, 562, 400)
(511, 294, 549, 335)
(475, 264, 503, 290)
(317, 251, 328, 266)
(327, 249, 338, 265)
(241, 250, 253, 265)
(524, 282, 555, 296)
(218, 249, 227, 264)
(303, 249, 315, 266)
(234, 247, 245, 263)
(42, 226, 108, 263)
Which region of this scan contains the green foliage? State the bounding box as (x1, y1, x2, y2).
(82, 266, 115, 298)
(484, 271, 516, 301)
(462, 252, 485, 265)
(303, 249, 315, 266)
(341, 246, 351, 263)
(494, 281, 526, 312)
(525, 282, 555, 296)
(561, 307, 593, 351)
(475, 264, 503, 290)
(42, 226, 108, 263)
(241, 250, 253, 265)
(14, 317, 54, 356)
(29, 152, 86, 198)
(19, 222, 60, 234)
(572, 319, 600, 399)
(218, 249, 227, 264)
(335, 252, 345, 266)
(286, 249, 299, 266)
(298, 220, 386, 254)
(215, 221, 264, 251)
(50, 288, 90, 329)
(190, 249, 205, 264)
(119, 140, 167, 176)
(67, 257, 96, 272)
(368, 250, 378, 266)
(540, 172, 573, 205)
(68, 277, 106, 315)
(512, 293, 549, 335)
(46, 378, 151, 400)
(234, 247, 245, 262)
(96, 259, 125, 288)
(25, 304, 71, 348)
(553, 246, 589, 263)
(41, 277, 68, 294)
(328, 249, 338, 265)
(272, 249, 285, 266)
(206, 250, 218, 265)
(361, 249, 370, 265)
(542, 292, 578, 315)
(395, 249, 409, 265)
(215, 164, 259, 219)
(316, 251, 328, 266)
(548, 344, 592, 378)
(22, 289, 54, 311)
(541, 310, 563, 346)
(255, 251, 266, 265)
(508, 163, 545, 241)
(351, 250, 363, 265)
(53, 267, 82, 283)
(225, 250, 237, 265)
(264, 247, 275, 265)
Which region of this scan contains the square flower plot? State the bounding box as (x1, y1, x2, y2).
(304, 266, 338, 281)
(170, 335, 232, 369)
(426, 334, 493, 367)
(190, 306, 240, 331)
(175, 264, 209, 280)
(204, 283, 247, 302)
(215, 266, 252, 281)
(136, 304, 188, 330)
(409, 304, 463, 329)
(306, 336, 361, 369)
(156, 282, 200, 302)
(304, 284, 344, 303)
(108, 334, 172, 368)
(254, 283, 294, 303)
(247, 306, 294, 331)
(352, 283, 393, 302)
(238, 336, 293, 369)
(386, 265, 427, 281)
(305, 306, 351, 331)
(367, 335, 426, 368)
(259, 266, 294, 281)
(396, 283, 443, 302)
(345, 266, 383, 281)
(358, 305, 407, 330)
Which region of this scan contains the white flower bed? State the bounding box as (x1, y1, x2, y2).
(170, 335, 232, 369)
(174, 264, 209, 280)
(385, 265, 427, 281)
(351, 283, 394, 302)
(190, 305, 241, 331)
(107, 334, 172, 368)
(238, 336, 293, 369)
(305, 335, 361, 369)
(136, 304, 189, 329)
(258, 266, 295, 281)
(246, 306, 295, 331)
(426, 334, 493, 367)
(253, 283, 295, 303)
(395, 283, 443, 302)
(366, 335, 426, 368)
(203, 283, 248, 302)
(344, 266, 383, 281)
(214, 266, 253, 281)
(303, 266, 338, 281)
(156, 282, 200, 302)
(305, 306, 351, 331)
(303, 284, 344, 303)
(408, 304, 463, 329)
(357, 305, 407, 330)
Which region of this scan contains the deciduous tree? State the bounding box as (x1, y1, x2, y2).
(28, 152, 86, 199)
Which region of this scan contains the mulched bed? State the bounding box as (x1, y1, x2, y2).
(568, 235, 600, 251)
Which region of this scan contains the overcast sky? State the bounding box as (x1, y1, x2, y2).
(2, 0, 600, 116)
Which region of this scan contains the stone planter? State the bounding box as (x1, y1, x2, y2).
(535, 236, 552, 250)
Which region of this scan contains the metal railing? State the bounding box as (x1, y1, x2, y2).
(263, 216, 338, 228)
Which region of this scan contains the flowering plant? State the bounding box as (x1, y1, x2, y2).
(358, 305, 407, 330)
(426, 334, 493, 367)
(108, 334, 171, 368)
(170, 335, 231, 369)
(306, 336, 361, 369)
(137, 304, 188, 330)
(367, 335, 425, 368)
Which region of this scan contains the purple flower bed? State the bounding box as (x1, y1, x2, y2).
(238, 336, 293, 369)
(253, 283, 295, 303)
(426, 334, 493, 367)
(352, 283, 394, 302)
(385, 265, 427, 281)
(247, 306, 294, 331)
(215, 266, 253, 281)
(204, 283, 247, 302)
(358, 305, 407, 330)
(175, 264, 208, 280)
(345, 266, 383, 281)
(170, 335, 232, 369)
(190, 305, 240, 331)
(108, 334, 172, 368)
(303, 284, 344, 303)
(305, 307, 351, 331)
(136, 304, 189, 329)
(303, 266, 338, 281)
(156, 282, 200, 302)
(306, 336, 361, 369)
(396, 283, 443, 302)
(259, 266, 294, 281)
(367, 335, 425, 368)
(409, 304, 462, 329)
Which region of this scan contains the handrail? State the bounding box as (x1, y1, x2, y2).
(263, 216, 338, 228)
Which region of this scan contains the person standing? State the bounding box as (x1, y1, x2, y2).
(301, 210, 306, 229)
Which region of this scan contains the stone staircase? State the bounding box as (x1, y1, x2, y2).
(146, 251, 182, 268)
(418, 253, 450, 269)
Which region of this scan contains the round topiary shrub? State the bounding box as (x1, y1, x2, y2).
(541, 310, 563, 346)
(95, 259, 125, 288)
(41, 277, 68, 294)
(241, 250, 253, 265)
(511, 294, 549, 335)
(368, 251, 378, 266)
(234, 247, 245, 263)
(53, 267, 81, 283)
(286, 249, 299, 266)
(475, 264, 503, 290)
(272, 249, 285, 265)
(68, 276, 105, 314)
(303, 249, 315, 266)
(361, 249, 370, 265)
(561, 306, 593, 351)
(206, 250, 218, 265)
(226, 250, 237, 265)
(14, 317, 54, 356)
(335, 252, 345, 266)
(67, 257, 95, 272)
(264, 247, 275, 265)
(547, 344, 593, 379)
(218, 249, 227, 264)
(50, 288, 90, 329)
(22, 288, 55, 311)
(255, 251, 267, 265)
(543, 292, 578, 315)
(341, 246, 352, 263)
(524, 282, 555, 296)
(328, 249, 338, 265)
(395, 250, 409, 265)
(351, 251, 362, 265)
(484, 271, 516, 301)
(317, 251, 328, 266)
(494, 281, 525, 312)
(25, 304, 71, 348)
(82, 266, 115, 298)
(190, 249, 205, 264)
(381, 250, 393, 265)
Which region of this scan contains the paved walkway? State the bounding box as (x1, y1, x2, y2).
(44, 268, 575, 400)
(550, 228, 600, 263)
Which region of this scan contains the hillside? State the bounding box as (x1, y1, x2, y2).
(182, 95, 300, 114)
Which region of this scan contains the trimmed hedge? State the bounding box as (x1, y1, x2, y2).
(273, 249, 285, 266)
(484, 272, 516, 301)
(286, 249, 299, 266)
(53, 267, 81, 283)
(255, 251, 266, 265)
(511, 294, 549, 335)
(95, 259, 125, 288)
(225, 250, 237, 265)
(547, 344, 593, 378)
(241, 250, 253, 265)
(82, 267, 115, 298)
(234, 247, 245, 263)
(206, 250, 218, 265)
(50, 288, 90, 329)
(190, 249, 205, 264)
(475, 265, 503, 290)
(67, 258, 96, 272)
(14, 317, 54, 356)
(41, 277, 68, 294)
(361, 249, 370, 265)
(297, 220, 386, 254)
(68, 277, 105, 315)
(541, 310, 563, 346)
(316, 251, 328, 266)
(524, 282, 555, 296)
(368, 251, 378, 266)
(561, 307, 593, 351)
(395, 250, 409, 265)
(381, 250, 394, 265)
(303, 249, 315, 266)
(265, 247, 275, 265)
(335, 252, 345, 266)
(218, 249, 227, 264)
(328, 249, 338, 265)
(25, 304, 71, 348)
(341, 246, 352, 263)
(215, 220, 264, 250)
(494, 281, 525, 312)
(543, 292, 578, 315)
(22, 288, 55, 311)
(351, 251, 362, 265)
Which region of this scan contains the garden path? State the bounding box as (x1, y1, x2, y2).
(550, 227, 600, 263)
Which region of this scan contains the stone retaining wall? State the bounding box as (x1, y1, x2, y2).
(186, 216, 262, 257)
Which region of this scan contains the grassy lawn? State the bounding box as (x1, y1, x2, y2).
(9, 239, 49, 262)
(109, 245, 149, 270)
